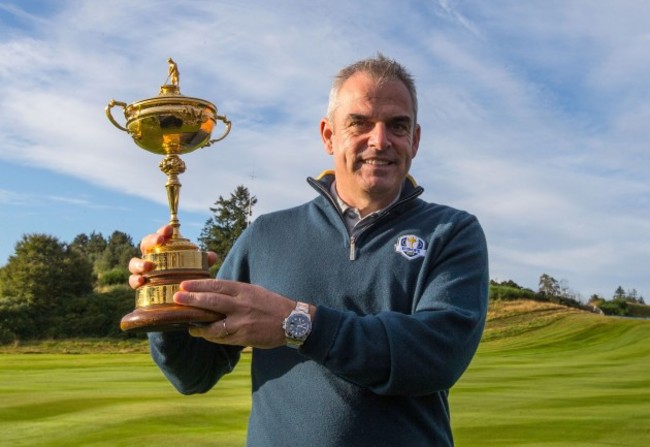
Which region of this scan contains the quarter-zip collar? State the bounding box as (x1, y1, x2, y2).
(329, 180, 402, 233)
(307, 170, 424, 260)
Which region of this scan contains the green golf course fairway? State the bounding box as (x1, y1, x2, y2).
(0, 350, 252, 447)
(452, 300, 650, 446)
(1, 300, 649, 446)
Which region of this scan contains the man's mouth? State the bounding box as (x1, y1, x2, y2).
(361, 158, 392, 166)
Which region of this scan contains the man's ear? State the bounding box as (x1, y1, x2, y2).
(411, 123, 421, 159)
(320, 118, 334, 155)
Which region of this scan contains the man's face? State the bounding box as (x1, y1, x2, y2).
(320, 72, 420, 209)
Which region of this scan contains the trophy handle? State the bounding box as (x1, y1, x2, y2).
(206, 115, 232, 145)
(105, 99, 129, 133)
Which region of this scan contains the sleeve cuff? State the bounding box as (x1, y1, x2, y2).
(299, 305, 343, 363)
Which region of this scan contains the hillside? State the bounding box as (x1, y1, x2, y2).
(482, 299, 650, 352)
(452, 299, 650, 446)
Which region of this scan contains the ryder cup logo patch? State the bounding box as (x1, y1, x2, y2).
(395, 235, 427, 260)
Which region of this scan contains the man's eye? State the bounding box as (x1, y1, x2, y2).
(391, 123, 409, 135)
(349, 120, 371, 130)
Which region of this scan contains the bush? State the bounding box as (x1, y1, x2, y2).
(490, 285, 538, 301)
(490, 284, 596, 314)
(0, 299, 36, 343)
(598, 299, 630, 317)
(0, 286, 144, 344)
(98, 267, 131, 287)
(56, 287, 143, 339)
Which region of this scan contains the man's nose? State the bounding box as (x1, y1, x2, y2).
(368, 122, 391, 150)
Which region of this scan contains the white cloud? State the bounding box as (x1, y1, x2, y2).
(0, 0, 649, 298)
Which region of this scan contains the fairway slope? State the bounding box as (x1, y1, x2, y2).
(452, 299, 650, 446)
(482, 299, 650, 354)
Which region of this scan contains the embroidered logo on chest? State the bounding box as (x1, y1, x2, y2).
(394, 235, 427, 260)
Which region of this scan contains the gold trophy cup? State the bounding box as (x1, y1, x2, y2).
(106, 59, 231, 332)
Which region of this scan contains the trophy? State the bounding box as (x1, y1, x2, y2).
(106, 59, 231, 332)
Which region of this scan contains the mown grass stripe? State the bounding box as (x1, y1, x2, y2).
(1, 300, 649, 446)
(451, 301, 650, 446)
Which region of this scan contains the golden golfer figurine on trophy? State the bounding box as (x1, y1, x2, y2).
(106, 59, 231, 332)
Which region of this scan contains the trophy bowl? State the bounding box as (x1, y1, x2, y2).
(107, 84, 227, 156)
(106, 59, 231, 332)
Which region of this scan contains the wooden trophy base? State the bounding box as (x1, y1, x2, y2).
(121, 243, 222, 333)
(120, 304, 223, 333)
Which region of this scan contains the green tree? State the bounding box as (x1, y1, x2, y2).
(199, 185, 257, 272)
(0, 298, 33, 343)
(588, 294, 604, 304)
(599, 299, 629, 316)
(72, 231, 138, 287)
(538, 273, 560, 297)
(613, 286, 626, 301)
(87, 231, 138, 287)
(70, 231, 108, 270)
(491, 279, 523, 289)
(627, 288, 639, 303)
(95, 231, 139, 273)
(0, 234, 93, 304)
(0, 234, 94, 339)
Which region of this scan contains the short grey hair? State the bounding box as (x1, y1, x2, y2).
(326, 53, 418, 123)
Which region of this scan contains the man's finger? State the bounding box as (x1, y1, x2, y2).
(207, 251, 219, 267)
(128, 274, 145, 289)
(140, 225, 173, 254)
(128, 257, 154, 274)
(179, 279, 241, 295)
(188, 318, 230, 340)
(174, 284, 239, 314)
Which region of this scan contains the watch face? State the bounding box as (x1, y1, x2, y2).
(286, 313, 311, 339)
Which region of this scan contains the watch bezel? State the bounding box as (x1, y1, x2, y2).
(283, 302, 312, 346)
(285, 312, 311, 339)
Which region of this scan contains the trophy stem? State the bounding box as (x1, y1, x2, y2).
(160, 154, 186, 239)
(166, 173, 181, 237)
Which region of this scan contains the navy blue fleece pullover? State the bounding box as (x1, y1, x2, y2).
(149, 172, 489, 446)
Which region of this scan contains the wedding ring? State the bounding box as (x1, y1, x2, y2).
(222, 318, 230, 337)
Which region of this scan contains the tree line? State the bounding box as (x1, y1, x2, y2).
(0, 186, 256, 345)
(491, 274, 647, 317)
(1, 185, 646, 344)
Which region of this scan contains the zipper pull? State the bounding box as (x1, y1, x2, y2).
(349, 236, 356, 261)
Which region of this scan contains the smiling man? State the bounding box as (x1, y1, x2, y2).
(321, 65, 421, 215)
(131, 54, 489, 446)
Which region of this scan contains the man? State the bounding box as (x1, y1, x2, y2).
(130, 54, 489, 446)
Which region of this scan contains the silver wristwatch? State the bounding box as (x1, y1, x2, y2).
(282, 301, 312, 348)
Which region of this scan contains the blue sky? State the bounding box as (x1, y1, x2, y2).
(1, 0, 649, 300)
